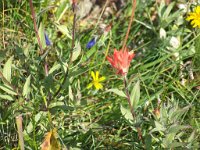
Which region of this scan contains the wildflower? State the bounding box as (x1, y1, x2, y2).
(87, 71, 105, 90)
(45, 33, 51, 46)
(186, 6, 200, 28)
(86, 37, 97, 49)
(107, 48, 135, 76)
(170, 36, 180, 49)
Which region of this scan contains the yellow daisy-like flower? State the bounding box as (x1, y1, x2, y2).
(186, 6, 200, 28)
(87, 71, 106, 90)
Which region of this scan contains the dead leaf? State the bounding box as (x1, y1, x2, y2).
(41, 128, 60, 150)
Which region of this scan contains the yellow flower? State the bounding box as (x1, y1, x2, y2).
(186, 6, 200, 28)
(87, 71, 106, 90)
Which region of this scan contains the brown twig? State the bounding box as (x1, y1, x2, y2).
(29, 0, 43, 54)
(122, 0, 137, 52)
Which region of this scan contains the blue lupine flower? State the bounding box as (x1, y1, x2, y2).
(86, 37, 97, 49)
(45, 33, 51, 46)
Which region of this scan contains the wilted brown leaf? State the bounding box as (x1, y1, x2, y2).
(41, 128, 60, 150)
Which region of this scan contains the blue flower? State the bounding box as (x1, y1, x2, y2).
(45, 33, 51, 46)
(86, 37, 97, 49)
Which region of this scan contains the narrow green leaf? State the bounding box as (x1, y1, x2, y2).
(38, 22, 46, 49)
(23, 75, 31, 99)
(163, 2, 175, 19)
(120, 104, 133, 121)
(3, 56, 13, 82)
(55, 0, 69, 22)
(82, 46, 96, 62)
(56, 24, 72, 39)
(168, 125, 189, 135)
(106, 89, 126, 98)
(49, 63, 61, 75)
(130, 80, 140, 109)
(0, 94, 13, 101)
(72, 42, 81, 62)
(151, 121, 166, 133)
(0, 85, 17, 95)
(145, 134, 152, 150)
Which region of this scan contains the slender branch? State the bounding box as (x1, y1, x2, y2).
(29, 0, 43, 54)
(122, 0, 137, 51)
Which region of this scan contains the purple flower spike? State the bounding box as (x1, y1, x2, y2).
(45, 33, 51, 46)
(86, 37, 97, 49)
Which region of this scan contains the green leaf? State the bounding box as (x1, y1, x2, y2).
(163, 133, 176, 148)
(170, 105, 190, 122)
(71, 42, 81, 62)
(56, 24, 72, 39)
(151, 121, 166, 133)
(55, 0, 69, 22)
(106, 89, 126, 98)
(23, 75, 31, 99)
(163, 2, 175, 19)
(38, 22, 46, 49)
(168, 125, 189, 135)
(82, 45, 96, 62)
(145, 134, 152, 150)
(49, 63, 61, 75)
(0, 94, 13, 101)
(25, 111, 47, 134)
(130, 80, 140, 110)
(120, 104, 133, 121)
(0, 85, 17, 95)
(3, 56, 13, 82)
(188, 131, 195, 143)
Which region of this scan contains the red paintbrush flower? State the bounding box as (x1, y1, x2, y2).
(107, 48, 135, 76)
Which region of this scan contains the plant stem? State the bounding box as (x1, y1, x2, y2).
(69, 0, 76, 64)
(16, 115, 24, 150)
(53, 0, 77, 98)
(123, 77, 135, 118)
(29, 0, 43, 54)
(123, 76, 145, 146)
(122, 0, 137, 52)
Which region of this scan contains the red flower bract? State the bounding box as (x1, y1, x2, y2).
(107, 48, 135, 76)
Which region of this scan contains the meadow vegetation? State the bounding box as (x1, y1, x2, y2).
(0, 0, 200, 149)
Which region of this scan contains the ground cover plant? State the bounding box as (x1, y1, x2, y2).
(0, 0, 200, 149)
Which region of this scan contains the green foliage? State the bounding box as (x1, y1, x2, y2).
(0, 0, 200, 149)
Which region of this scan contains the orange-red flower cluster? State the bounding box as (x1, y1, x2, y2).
(107, 48, 135, 76)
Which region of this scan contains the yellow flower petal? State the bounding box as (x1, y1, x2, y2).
(186, 6, 200, 28)
(94, 82, 103, 90)
(88, 71, 105, 90)
(95, 71, 99, 80)
(91, 71, 96, 80)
